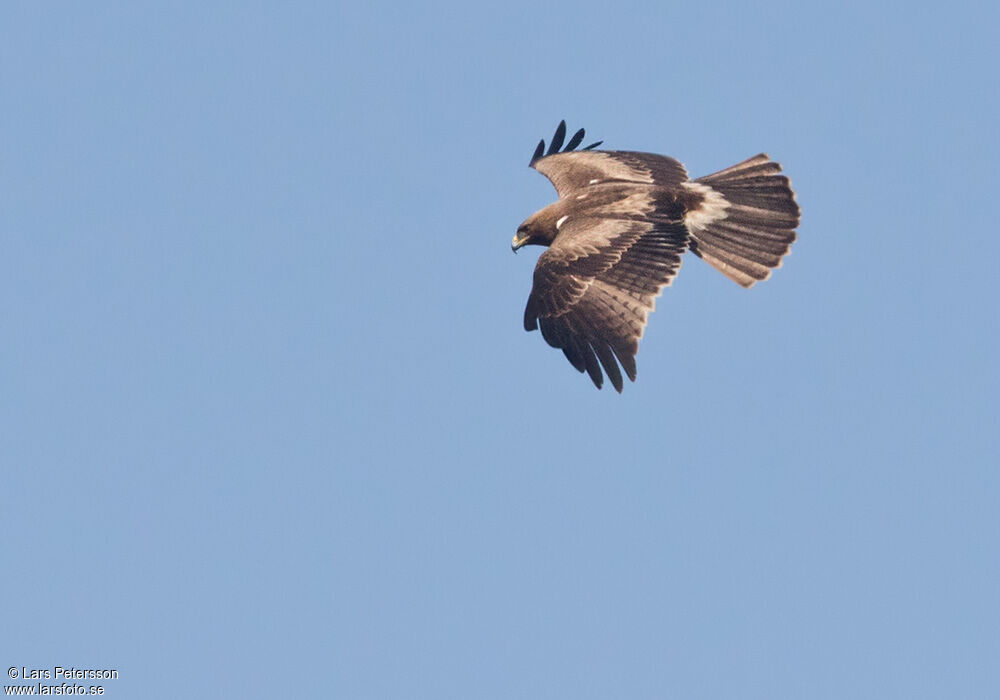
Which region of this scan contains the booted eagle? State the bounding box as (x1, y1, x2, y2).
(513, 121, 800, 392)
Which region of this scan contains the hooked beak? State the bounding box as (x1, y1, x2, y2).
(511, 232, 529, 252)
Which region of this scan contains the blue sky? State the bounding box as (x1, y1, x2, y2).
(2, 2, 998, 698)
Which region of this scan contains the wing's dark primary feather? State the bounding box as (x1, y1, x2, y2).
(564, 128, 585, 152)
(546, 120, 567, 156)
(530, 139, 545, 166)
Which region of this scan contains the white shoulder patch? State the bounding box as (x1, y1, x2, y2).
(556, 215, 569, 229)
(681, 181, 729, 230)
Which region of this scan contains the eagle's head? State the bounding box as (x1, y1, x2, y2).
(511, 222, 536, 252)
(512, 206, 562, 252)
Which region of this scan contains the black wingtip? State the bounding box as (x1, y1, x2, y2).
(530, 139, 545, 166)
(564, 128, 585, 152)
(546, 120, 567, 156)
(530, 122, 602, 165)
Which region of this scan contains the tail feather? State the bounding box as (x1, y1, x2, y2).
(684, 154, 800, 287)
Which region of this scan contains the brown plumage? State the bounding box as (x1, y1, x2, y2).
(512, 121, 801, 392)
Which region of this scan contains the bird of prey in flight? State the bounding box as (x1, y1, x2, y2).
(513, 120, 800, 392)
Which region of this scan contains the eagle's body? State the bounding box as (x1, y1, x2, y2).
(513, 121, 800, 392)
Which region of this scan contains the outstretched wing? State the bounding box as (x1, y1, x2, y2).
(534, 150, 689, 199)
(523, 213, 689, 392)
(528, 121, 689, 198)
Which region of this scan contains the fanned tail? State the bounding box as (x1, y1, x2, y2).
(684, 154, 800, 287)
